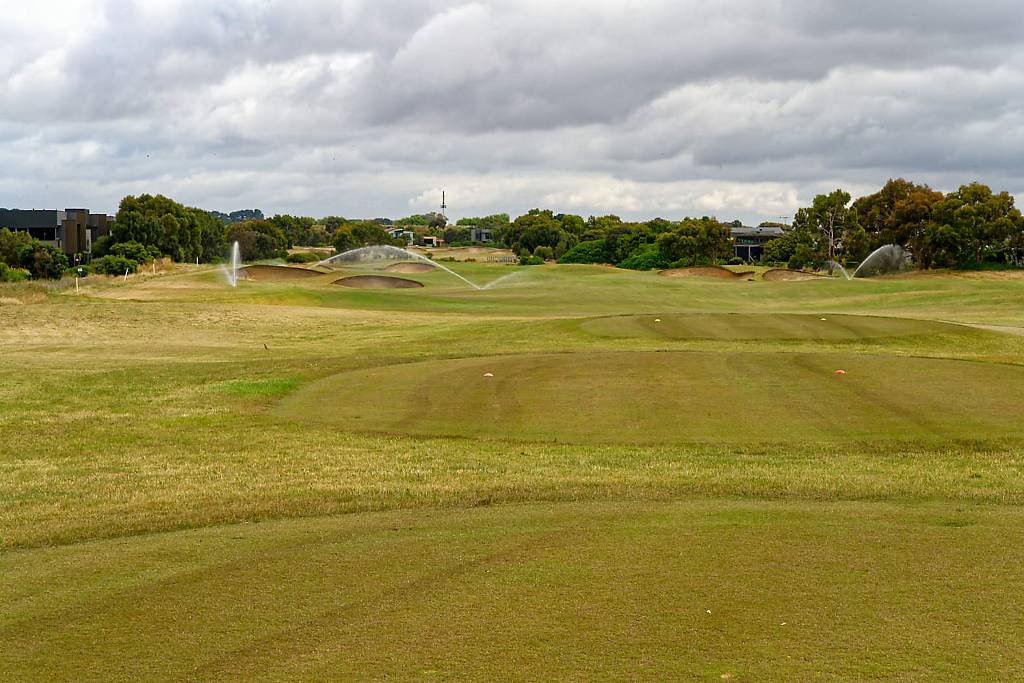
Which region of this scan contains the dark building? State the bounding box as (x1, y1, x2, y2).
(0, 208, 113, 257)
(468, 226, 493, 243)
(730, 225, 786, 262)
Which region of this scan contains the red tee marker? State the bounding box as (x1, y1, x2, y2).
(834, 370, 847, 375)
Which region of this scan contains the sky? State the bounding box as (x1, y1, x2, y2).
(1, 0, 1022, 224)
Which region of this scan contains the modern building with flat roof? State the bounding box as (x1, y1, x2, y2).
(0, 208, 113, 257)
(730, 225, 786, 262)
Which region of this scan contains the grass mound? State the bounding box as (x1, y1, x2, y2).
(333, 275, 424, 289)
(238, 265, 322, 281)
(277, 350, 1024, 444)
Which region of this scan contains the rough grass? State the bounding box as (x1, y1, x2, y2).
(2, 262, 1024, 678)
(215, 377, 300, 396)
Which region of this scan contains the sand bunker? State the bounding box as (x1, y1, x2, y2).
(334, 275, 424, 289)
(763, 269, 824, 282)
(660, 266, 752, 280)
(383, 262, 435, 274)
(238, 265, 322, 282)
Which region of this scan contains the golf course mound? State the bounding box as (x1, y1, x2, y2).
(334, 274, 424, 289)
(763, 269, 825, 282)
(238, 265, 322, 281)
(383, 262, 435, 274)
(660, 265, 751, 280)
(277, 351, 1024, 445)
(579, 313, 961, 341)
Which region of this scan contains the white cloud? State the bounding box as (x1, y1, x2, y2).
(0, 0, 1022, 222)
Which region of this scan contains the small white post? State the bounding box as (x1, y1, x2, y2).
(123, 268, 129, 282)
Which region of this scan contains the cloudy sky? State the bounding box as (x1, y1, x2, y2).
(1, 1, 1022, 223)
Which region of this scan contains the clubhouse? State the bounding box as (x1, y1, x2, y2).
(730, 224, 786, 262)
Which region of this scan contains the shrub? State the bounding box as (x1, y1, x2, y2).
(788, 252, 810, 271)
(110, 240, 154, 263)
(90, 254, 139, 275)
(0, 228, 34, 267)
(558, 239, 610, 264)
(617, 244, 672, 271)
(91, 235, 113, 258)
(0, 262, 30, 282)
(519, 255, 544, 265)
(728, 256, 744, 265)
(286, 252, 320, 263)
(19, 242, 69, 279)
(669, 256, 714, 268)
(656, 218, 733, 263)
(764, 230, 814, 264)
(533, 245, 554, 261)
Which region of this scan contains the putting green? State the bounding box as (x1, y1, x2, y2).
(4, 501, 1022, 680)
(579, 313, 962, 341)
(278, 351, 1024, 444)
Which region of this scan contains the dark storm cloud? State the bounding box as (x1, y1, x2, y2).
(0, 1, 1021, 221)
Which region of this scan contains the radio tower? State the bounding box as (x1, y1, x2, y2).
(440, 189, 447, 223)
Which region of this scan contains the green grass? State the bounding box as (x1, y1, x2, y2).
(2, 262, 1024, 679)
(3, 501, 1024, 680)
(278, 349, 1024, 444)
(578, 312, 962, 341)
(215, 377, 300, 396)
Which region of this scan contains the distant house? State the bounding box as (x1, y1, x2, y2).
(730, 225, 786, 262)
(0, 208, 113, 257)
(385, 227, 415, 245)
(420, 235, 444, 248)
(468, 226, 493, 243)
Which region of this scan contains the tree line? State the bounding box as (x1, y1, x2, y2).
(765, 180, 1024, 270)
(2, 180, 1021, 281)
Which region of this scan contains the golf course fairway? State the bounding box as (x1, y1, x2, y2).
(2, 262, 1024, 680)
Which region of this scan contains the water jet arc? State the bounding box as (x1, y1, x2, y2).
(314, 245, 483, 290)
(853, 245, 910, 278)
